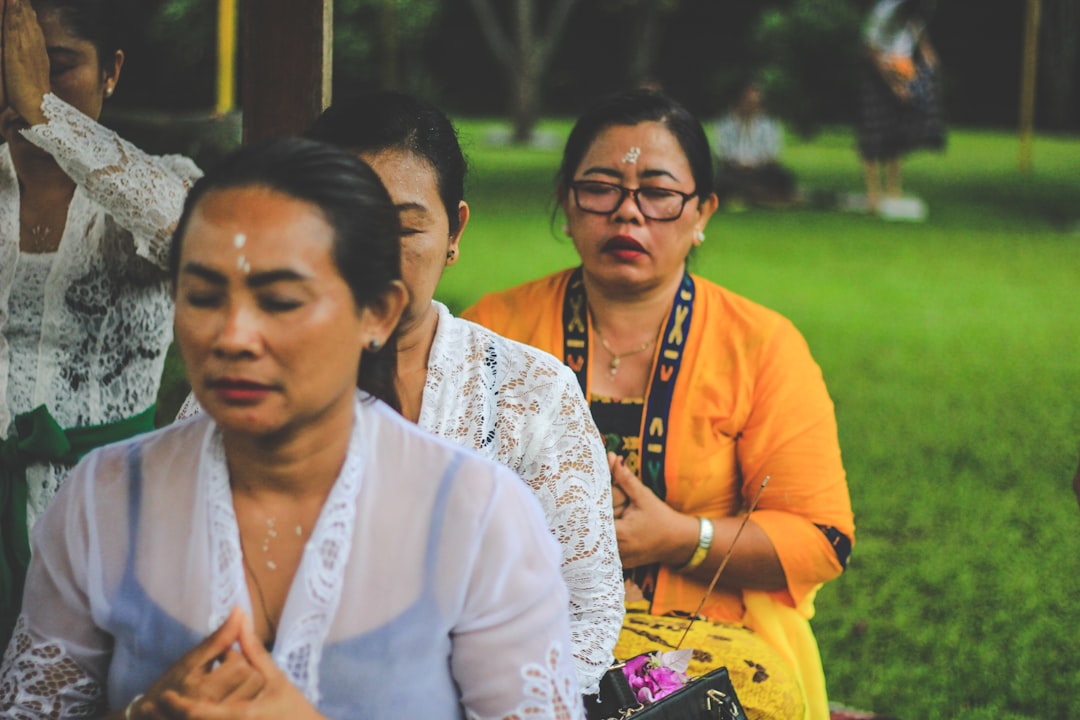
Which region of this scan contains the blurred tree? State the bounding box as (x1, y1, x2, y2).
(333, 0, 441, 96)
(1040, 0, 1079, 129)
(752, 0, 864, 137)
(464, 0, 581, 143)
(599, 0, 682, 89)
(145, 0, 217, 111)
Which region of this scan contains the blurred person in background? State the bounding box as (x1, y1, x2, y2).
(712, 79, 798, 209)
(857, 0, 944, 218)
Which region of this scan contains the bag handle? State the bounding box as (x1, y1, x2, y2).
(674, 476, 770, 651)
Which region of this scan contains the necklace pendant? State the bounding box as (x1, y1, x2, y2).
(609, 357, 620, 375)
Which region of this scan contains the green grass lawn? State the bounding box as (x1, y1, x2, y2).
(443, 122, 1080, 719)
(159, 121, 1079, 719)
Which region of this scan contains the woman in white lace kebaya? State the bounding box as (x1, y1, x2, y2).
(176, 91, 624, 695)
(0, 137, 585, 719)
(0, 0, 201, 646)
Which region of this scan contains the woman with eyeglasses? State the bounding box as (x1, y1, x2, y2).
(464, 88, 854, 720)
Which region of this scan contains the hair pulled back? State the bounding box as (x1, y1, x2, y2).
(306, 90, 468, 236)
(32, 0, 124, 71)
(169, 136, 404, 410)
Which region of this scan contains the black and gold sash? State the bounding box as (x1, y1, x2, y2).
(562, 266, 695, 500)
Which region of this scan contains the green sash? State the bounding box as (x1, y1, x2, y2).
(0, 404, 155, 647)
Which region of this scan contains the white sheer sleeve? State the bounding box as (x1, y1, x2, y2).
(0, 451, 117, 718)
(446, 470, 585, 720)
(20, 93, 203, 269)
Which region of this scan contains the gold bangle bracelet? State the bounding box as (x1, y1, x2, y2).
(677, 517, 714, 573)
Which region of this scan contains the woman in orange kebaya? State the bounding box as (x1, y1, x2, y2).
(465, 88, 854, 720)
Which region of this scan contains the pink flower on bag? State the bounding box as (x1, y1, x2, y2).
(622, 650, 692, 704)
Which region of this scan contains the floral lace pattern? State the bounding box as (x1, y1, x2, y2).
(204, 402, 365, 704)
(0, 94, 202, 527)
(465, 642, 585, 720)
(421, 303, 623, 694)
(0, 617, 104, 719)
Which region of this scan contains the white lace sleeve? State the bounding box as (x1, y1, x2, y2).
(421, 309, 624, 695)
(524, 366, 624, 695)
(20, 93, 203, 269)
(0, 617, 105, 720)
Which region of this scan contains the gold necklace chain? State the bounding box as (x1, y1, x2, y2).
(593, 325, 655, 376)
(240, 542, 277, 647)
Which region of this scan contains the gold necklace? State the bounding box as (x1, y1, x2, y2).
(241, 542, 277, 647)
(593, 325, 655, 376)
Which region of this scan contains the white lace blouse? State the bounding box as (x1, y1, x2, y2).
(0, 93, 202, 527)
(176, 302, 625, 694)
(0, 394, 585, 719)
(419, 302, 623, 693)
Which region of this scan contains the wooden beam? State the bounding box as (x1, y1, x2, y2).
(241, 0, 332, 143)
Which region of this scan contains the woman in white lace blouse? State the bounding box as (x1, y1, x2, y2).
(0, 0, 201, 647)
(0, 136, 585, 719)
(177, 91, 624, 695)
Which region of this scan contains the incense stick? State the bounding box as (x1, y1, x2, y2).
(675, 475, 769, 651)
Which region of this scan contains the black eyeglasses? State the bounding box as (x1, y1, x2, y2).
(569, 180, 698, 222)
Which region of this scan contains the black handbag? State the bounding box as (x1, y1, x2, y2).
(585, 658, 748, 720)
(586, 479, 769, 720)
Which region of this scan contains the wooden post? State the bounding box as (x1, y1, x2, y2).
(215, 0, 238, 117)
(241, 0, 333, 143)
(1019, 0, 1041, 173)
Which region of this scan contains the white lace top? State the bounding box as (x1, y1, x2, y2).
(0, 394, 585, 719)
(420, 302, 623, 693)
(0, 93, 202, 527)
(174, 301, 625, 694)
(6, 254, 53, 417)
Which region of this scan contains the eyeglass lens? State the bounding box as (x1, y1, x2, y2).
(573, 182, 688, 220)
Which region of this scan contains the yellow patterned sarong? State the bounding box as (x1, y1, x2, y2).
(615, 600, 804, 720)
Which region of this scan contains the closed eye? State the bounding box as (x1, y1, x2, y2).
(184, 292, 223, 308)
(258, 296, 303, 313)
(638, 187, 682, 201)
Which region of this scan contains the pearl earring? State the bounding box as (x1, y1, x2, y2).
(368, 338, 382, 351)
(561, 224, 571, 236)
(105, 87, 113, 98)
(694, 230, 706, 245)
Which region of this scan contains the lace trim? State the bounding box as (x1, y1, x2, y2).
(26, 93, 201, 268)
(0, 616, 105, 719)
(422, 303, 623, 694)
(205, 401, 365, 704)
(464, 641, 585, 720)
